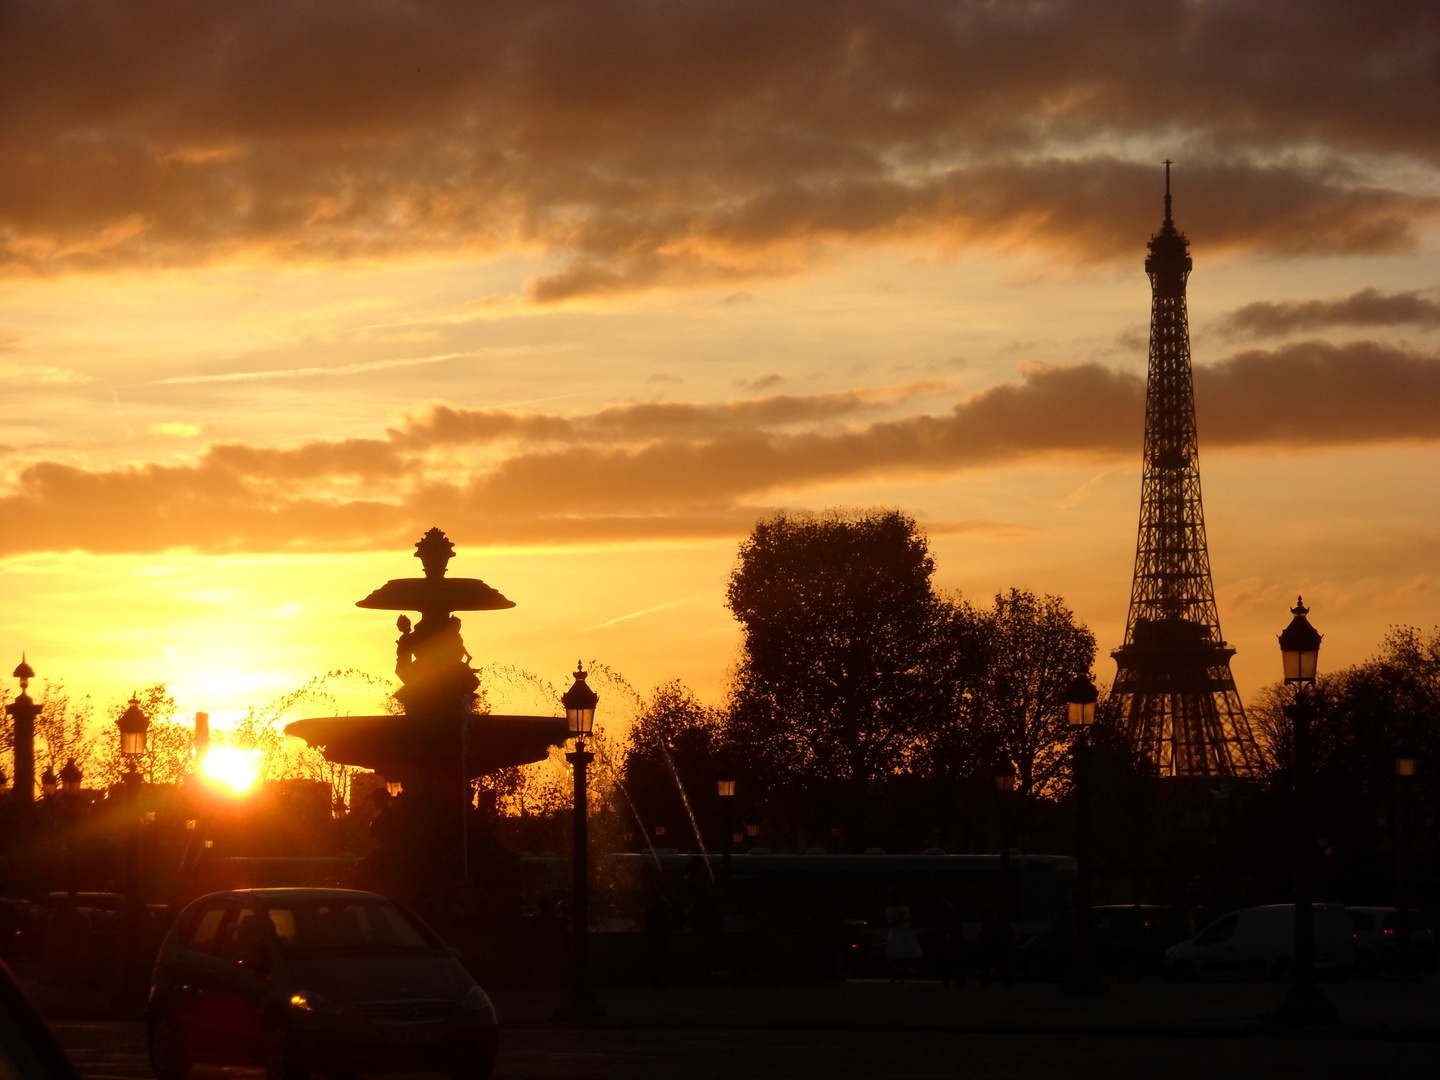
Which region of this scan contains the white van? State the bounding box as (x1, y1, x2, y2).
(1164, 904, 1356, 982)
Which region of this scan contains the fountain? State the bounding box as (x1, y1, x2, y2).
(284, 528, 567, 912)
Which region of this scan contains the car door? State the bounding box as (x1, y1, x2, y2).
(1190, 914, 1241, 979)
(208, 903, 273, 1063)
(169, 900, 230, 1056)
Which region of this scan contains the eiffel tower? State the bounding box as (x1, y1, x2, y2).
(1110, 164, 1262, 778)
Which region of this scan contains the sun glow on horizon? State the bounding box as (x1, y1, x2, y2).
(201, 746, 260, 794)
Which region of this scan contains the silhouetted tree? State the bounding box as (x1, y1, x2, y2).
(725, 510, 948, 816)
(966, 589, 1097, 798)
(622, 680, 724, 848)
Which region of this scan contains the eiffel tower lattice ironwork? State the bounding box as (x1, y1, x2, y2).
(1110, 164, 1262, 778)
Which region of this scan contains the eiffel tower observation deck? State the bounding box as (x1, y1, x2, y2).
(1110, 164, 1262, 779)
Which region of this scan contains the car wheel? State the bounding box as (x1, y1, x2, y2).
(1356, 949, 1379, 978)
(1270, 957, 1294, 983)
(148, 1013, 192, 1080)
(265, 1023, 310, 1080)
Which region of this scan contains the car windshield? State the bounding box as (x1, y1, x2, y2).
(263, 899, 432, 954)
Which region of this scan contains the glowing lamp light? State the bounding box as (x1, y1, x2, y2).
(386, 780, 403, 797)
(1066, 674, 1099, 727)
(40, 767, 57, 798)
(202, 747, 259, 794)
(561, 662, 598, 738)
(717, 779, 736, 798)
(117, 695, 151, 757)
(1278, 598, 1322, 686)
(745, 824, 760, 838)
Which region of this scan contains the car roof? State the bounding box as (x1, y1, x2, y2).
(190, 888, 390, 904)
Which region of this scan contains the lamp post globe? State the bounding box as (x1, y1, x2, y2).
(40, 767, 57, 799)
(1066, 674, 1099, 728)
(1278, 598, 1321, 686)
(117, 695, 151, 758)
(59, 758, 82, 799)
(561, 663, 598, 740)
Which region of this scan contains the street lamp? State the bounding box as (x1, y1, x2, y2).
(1392, 716, 1419, 982)
(994, 756, 1017, 985)
(115, 693, 150, 1005)
(40, 767, 57, 799)
(1060, 674, 1106, 995)
(554, 662, 605, 1021)
(716, 775, 736, 881)
(117, 695, 151, 758)
(59, 759, 82, 799)
(1273, 598, 1338, 1027)
(6, 657, 38, 806)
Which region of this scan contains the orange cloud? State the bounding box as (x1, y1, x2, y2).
(3, 2, 1437, 293)
(5, 342, 1438, 555)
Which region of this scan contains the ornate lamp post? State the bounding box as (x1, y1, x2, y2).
(1273, 598, 1338, 1026)
(1060, 673, 1106, 995)
(717, 775, 736, 883)
(40, 767, 57, 799)
(59, 759, 82, 902)
(994, 757, 1017, 985)
(1392, 718, 1418, 982)
(116, 694, 150, 1005)
(6, 658, 38, 806)
(554, 663, 605, 1021)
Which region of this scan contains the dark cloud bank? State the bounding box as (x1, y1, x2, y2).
(3, 0, 1440, 295)
(4, 341, 1438, 555)
(1217, 288, 1440, 338)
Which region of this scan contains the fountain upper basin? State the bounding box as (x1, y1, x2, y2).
(284, 713, 567, 780)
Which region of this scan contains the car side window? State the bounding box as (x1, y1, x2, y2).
(181, 902, 228, 954)
(216, 906, 266, 962)
(1194, 914, 1238, 946)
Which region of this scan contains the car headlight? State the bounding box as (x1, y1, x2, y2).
(458, 985, 492, 1014)
(289, 991, 345, 1016)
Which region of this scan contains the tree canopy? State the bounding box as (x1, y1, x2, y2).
(725, 509, 946, 800)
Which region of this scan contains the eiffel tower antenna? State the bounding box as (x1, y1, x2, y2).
(1110, 163, 1262, 778)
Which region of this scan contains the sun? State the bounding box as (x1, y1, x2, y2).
(201, 747, 260, 794)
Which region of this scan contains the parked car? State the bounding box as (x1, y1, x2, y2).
(1164, 904, 1356, 982)
(147, 888, 497, 1080)
(1093, 905, 1196, 980)
(1349, 907, 1437, 976)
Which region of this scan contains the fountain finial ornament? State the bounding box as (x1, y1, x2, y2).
(414, 527, 456, 580)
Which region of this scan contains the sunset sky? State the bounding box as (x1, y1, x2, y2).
(3, 1, 1439, 731)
